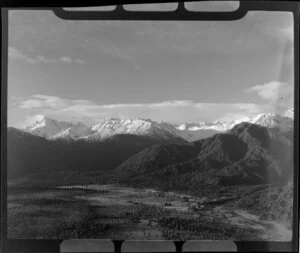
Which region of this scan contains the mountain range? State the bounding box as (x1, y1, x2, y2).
(8, 112, 294, 188)
(21, 109, 294, 142)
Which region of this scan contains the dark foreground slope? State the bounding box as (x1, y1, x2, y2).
(113, 122, 293, 189)
(7, 127, 185, 179)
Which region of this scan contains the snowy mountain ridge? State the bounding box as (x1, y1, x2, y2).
(83, 118, 182, 141)
(23, 115, 94, 139)
(21, 108, 294, 142)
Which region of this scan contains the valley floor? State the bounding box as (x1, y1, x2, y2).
(7, 184, 292, 240)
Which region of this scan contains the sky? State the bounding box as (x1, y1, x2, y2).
(7, 2, 294, 127)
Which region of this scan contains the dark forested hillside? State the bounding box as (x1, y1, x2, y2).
(7, 127, 181, 179)
(113, 122, 293, 188)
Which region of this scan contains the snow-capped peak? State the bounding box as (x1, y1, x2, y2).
(85, 118, 182, 141)
(24, 114, 48, 131)
(251, 112, 293, 131)
(282, 108, 294, 120)
(23, 115, 93, 139)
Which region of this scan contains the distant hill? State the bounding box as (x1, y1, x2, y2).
(113, 122, 293, 188)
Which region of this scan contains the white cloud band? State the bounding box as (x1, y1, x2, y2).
(245, 81, 293, 109)
(8, 47, 86, 65)
(13, 94, 271, 125)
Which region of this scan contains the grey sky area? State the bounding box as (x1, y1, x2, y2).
(7, 2, 294, 127)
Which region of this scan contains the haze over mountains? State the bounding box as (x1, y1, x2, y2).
(21, 109, 294, 142)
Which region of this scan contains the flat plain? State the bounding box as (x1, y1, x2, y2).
(8, 183, 292, 240)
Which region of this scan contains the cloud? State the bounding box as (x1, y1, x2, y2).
(8, 9, 294, 66)
(59, 56, 72, 63)
(245, 81, 281, 101)
(13, 95, 270, 125)
(14, 95, 94, 110)
(216, 104, 271, 122)
(148, 100, 194, 108)
(74, 59, 87, 64)
(245, 81, 294, 113)
(245, 81, 293, 102)
(8, 46, 31, 61)
(8, 46, 86, 65)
